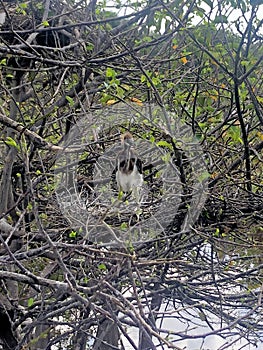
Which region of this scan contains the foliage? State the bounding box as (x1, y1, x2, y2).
(0, 0, 263, 349)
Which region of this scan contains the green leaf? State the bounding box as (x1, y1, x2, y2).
(83, 276, 89, 283)
(149, 134, 155, 143)
(27, 202, 33, 210)
(69, 230, 77, 238)
(98, 263, 107, 271)
(86, 42, 94, 51)
(228, 126, 243, 144)
(120, 222, 128, 230)
(66, 96, 74, 107)
(5, 136, 19, 150)
(0, 58, 7, 66)
(42, 20, 49, 27)
(141, 75, 147, 83)
(20, 2, 28, 9)
(214, 15, 228, 24)
(156, 140, 173, 151)
(118, 190, 124, 200)
(198, 171, 210, 181)
(39, 213, 47, 219)
(28, 298, 34, 307)
(106, 67, 116, 79)
(214, 228, 220, 237)
(203, 0, 213, 7)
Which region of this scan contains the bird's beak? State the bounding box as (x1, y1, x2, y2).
(124, 139, 134, 148)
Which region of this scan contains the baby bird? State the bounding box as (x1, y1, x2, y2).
(116, 132, 143, 200)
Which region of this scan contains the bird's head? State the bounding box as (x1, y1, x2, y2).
(120, 132, 134, 149)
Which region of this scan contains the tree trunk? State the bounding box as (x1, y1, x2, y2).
(0, 295, 18, 349)
(94, 317, 120, 350)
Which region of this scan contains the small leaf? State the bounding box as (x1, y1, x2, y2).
(106, 99, 117, 105)
(69, 231, 77, 238)
(106, 67, 116, 78)
(118, 190, 124, 200)
(120, 222, 128, 230)
(83, 276, 89, 283)
(42, 20, 49, 27)
(20, 2, 28, 9)
(203, 0, 213, 7)
(5, 136, 19, 150)
(156, 140, 173, 151)
(257, 131, 263, 141)
(181, 56, 188, 64)
(86, 42, 94, 51)
(98, 263, 107, 271)
(149, 134, 155, 143)
(66, 96, 74, 107)
(39, 213, 47, 219)
(130, 97, 143, 106)
(214, 15, 228, 24)
(28, 298, 34, 307)
(214, 228, 220, 237)
(141, 75, 147, 83)
(227, 126, 243, 144)
(198, 171, 210, 181)
(27, 202, 33, 211)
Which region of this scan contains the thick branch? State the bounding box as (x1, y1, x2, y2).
(0, 113, 68, 152)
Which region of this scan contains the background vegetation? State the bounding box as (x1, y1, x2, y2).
(0, 0, 263, 349)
